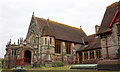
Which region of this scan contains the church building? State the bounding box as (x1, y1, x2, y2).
(3, 13, 87, 68)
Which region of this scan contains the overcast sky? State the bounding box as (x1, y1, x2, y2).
(0, 0, 119, 58)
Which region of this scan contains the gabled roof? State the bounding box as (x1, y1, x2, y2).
(97, 2, 119, 34)
(35, 17, 87, 43)
(77, 34, 101, 51)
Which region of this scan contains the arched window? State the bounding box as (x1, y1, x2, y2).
(12, 50, 14, 56)
(14, 50, 16, 55)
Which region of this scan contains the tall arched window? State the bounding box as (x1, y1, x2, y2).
(14, 50, 16, 55)
(66, 42, 71, 54)
(55, 40, 61, 54)
(12, 50, 14, 56)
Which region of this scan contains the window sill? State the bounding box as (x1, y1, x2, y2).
(55, 53, 62, 56)
(67, 54, 72, 56)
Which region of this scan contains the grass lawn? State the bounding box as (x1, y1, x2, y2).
(24, 65, 120, 72)
(2, 65, 120, 72)
(25, 65, 71, 70)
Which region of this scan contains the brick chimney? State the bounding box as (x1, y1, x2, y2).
(95, 25, 100, 33)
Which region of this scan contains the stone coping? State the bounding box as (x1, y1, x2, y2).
(97, 59, 120, 64)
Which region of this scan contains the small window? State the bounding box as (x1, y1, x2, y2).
(84, 52, 88, 59)
(50, 37, 52, 44)
(14, 50, 16, 55)
(117, 24, 120, 34)
(96, 50, 101, 58)
(55, 40, 61, 53)
(90, 51, 94, 59)
(12, 50, 14, 55)
(45, 38, 47, 44)
(66, 42, 71, 54)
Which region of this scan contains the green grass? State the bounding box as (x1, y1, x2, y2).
(28, 65, 71, 70)
(1, 65, 120, 72)
(23, 65, 120, 72)
(0, 69, 2, 72)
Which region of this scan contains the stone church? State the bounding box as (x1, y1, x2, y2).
(3, 1, 120, 68)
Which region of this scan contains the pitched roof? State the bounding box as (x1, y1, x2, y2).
(35, 17, 87, 43)
(97, 2, 119, 34)
(77, 34, 101, 51)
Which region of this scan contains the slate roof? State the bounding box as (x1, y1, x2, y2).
(77, 34, 101, 51)
(35, 17, 87, 43)
(97, 2, 119, 34)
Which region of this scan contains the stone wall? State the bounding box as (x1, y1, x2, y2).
(101, 23, 119, 59)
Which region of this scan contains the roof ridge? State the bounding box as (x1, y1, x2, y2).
(84, 34, 96, 38)
(35, 16, 84, 32)
(107, 1, 118, 8)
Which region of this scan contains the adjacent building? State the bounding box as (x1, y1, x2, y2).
(97, 2, 120, 59)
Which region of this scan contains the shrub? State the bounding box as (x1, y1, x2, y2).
(52, 61, 64, 67)
(63, 61, 67, 65)
(25, 65, 32, 69)
(40, 64, 45, 68)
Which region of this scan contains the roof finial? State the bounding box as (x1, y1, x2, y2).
(10, 39, 11, 44)
(80, 26, 82, 28)
(32, 12, 34, 16)
(47, 17, 49, 21)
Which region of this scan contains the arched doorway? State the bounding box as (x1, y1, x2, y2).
(25, 50, 31, 64)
